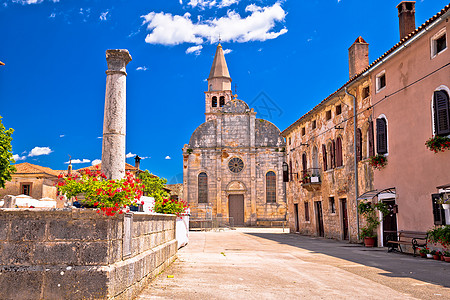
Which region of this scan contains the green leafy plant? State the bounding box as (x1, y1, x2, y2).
(57, 168, 144, 216)
(425, 135, 450, 153)
(358, 201, 390, 240)
(419, 247, 430, 254)
(368, 154, 387, 170)
(153, 198, 189, 217)
(427, 225, 450, 248)
(137, 170, 169, 202)
(186, 148, 193, 154)
(430, 250, 437, 255)
(443, 251, 450, 257)
(0, 116, 16, 188)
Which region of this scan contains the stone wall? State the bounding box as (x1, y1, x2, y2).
(0, 208, 177, 299)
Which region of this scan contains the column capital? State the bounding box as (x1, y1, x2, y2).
(106, 49, 132, 74)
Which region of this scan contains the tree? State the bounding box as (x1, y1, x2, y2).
(0, 116, 15, 188)
(137, 170, 169, 202)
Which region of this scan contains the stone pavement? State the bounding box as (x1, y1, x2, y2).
(137, 228, 450, 300)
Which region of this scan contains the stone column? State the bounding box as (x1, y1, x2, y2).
(102, 49, 132, 180)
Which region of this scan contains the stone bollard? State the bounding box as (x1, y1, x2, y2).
(3, 195, 16, 208)
(102, 49, 132, 180)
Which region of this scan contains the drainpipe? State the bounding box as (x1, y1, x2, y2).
(345, 87, 360, 241)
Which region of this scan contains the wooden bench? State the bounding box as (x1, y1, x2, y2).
(386, 231, 428, 256)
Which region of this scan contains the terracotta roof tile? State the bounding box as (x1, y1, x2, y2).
(281, 3, 450, 136)
(77, 163, 138, 172)
(14, 162, 61, 177)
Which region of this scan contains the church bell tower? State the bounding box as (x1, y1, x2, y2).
(205, 44, 233, 122)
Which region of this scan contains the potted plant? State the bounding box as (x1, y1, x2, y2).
(419, 247, 429, 258)
(358, 201, 390, 247)
(431, 250, 441, 260)
(443, 251, 450, 262)
(425, 135, 450, 153)
(428, 226, 450, 250)
(437, 194, 450, 210)
(368, 154, 387, 170)
(301, 173, 311, 184)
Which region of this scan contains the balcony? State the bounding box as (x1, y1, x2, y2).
(301, 168, 322, 191)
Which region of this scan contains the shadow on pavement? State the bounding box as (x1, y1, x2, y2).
(244, 231, 450, 288)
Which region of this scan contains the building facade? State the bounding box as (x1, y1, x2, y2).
(183, 44, 287, 226)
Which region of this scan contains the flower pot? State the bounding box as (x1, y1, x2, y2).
(433, 254, 440, 260)
(426, 254, 433, 259)
(419, 253, 426, 258)
(444, 256, 450, 263)
(442, 203, 450, 210)
(364, 237, 376, 247)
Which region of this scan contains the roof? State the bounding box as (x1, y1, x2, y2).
(208, 43, 231, 80)
(78, 163, 138, 172)
(281, 3, 450, 136)
(14, 162, 60, 177)
(357, 188, 396, 201)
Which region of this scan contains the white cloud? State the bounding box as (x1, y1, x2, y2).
(13, 154, 26, 161)
(12, 0, 43, 4)
(100, 10, 109, 21)
(188, 0, 240, 9)
(165, 156, 172, 160)
(142, 3, 287, 45)
(97, 136, 102, 139)
(49, 12, 56, 18)
(186, 45, 203, 55)
(223, 49, 232, 55)
(28, 146, 52, 157)
(65, 158, 90, 164)
(91, 159, 101, 166)
(59, 134, 65, 138)
(126, 152, 136, 158)
(140, 156, 150, 159)
(136, 66, 148, 71)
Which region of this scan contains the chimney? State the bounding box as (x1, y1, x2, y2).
(348, 36, 369, 79)
(134, 155, 141, 170)
(397, 1, 415, 40)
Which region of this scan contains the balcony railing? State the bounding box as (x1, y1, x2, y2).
(301, 168, 321, 191)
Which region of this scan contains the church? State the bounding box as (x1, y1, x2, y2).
(183, 44, 287, 226)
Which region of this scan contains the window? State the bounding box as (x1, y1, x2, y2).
(212, 96, 217, 107)
(336, 104, 342, 115)
(322, 144, 327, 171)
(304, 202, 310, 221)
(368, 121, 375, 157)
(301, 127, 305, 136)
(289, 137, 291, 145)
(431, 28, 447, 58)
(326, 110, 332, 120)
(289, 160, 293, 181)
(228, 157, 244, 173)
(329, 197, 336, 214)
(21, 184, 31, 196)
(302, 153, 307, 175)
(219, 96, 225, 107)
(356, 128, 362, 162)
(376, 118, 388, 154)
(266, 171, 276, 203)
(312, 120, 316, 129)
(432, 194, 446, 225)
(335, 137, 343, 167)
(433, 90, 450, 136)
(198, 173, 208, 203)
(362, 86, 370, 99)
(327, 141, 335, 170)
(376, 71, 386, 92)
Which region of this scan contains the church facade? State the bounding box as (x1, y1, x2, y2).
(183, 44, 287, 226)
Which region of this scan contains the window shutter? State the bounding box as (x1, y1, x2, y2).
(322, 144, 327, 171)
(434, 90, 450, 136)
(356, 129, 362, 162)
(331, 140, 336, 169)
(336, 137, 343, 167)
(376, 118, 387, 154)
(432, 193, 446, 225)
(302, 153, 307, 174)
(368, 121, 375, 157)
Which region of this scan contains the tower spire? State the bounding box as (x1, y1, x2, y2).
(208, 44, 231, 91)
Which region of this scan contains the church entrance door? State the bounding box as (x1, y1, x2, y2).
(229, 195, 244, 226)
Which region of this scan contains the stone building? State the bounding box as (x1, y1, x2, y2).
(183, 44, 286, 226)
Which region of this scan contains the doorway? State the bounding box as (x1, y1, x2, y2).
(340, 198, 349, 240)
(382, 199, 398, 246)
(229, 194, 244, 226)
(315, 201, 324, 237)
(294, 203, 299, 232)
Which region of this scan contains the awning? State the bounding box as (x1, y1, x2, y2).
(436, 183, 450, 190)
(357, 188, 396, 201)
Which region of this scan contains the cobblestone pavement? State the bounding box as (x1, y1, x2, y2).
(137, 228, 450, 300)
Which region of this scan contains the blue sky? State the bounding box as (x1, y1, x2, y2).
(0, 0, 448, 183)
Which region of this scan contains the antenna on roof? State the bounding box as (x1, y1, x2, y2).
(218, 33, 221, 44)
(234, 83, 238, 94)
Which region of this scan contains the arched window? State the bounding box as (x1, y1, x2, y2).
(376, 118, 388, 154)
(302, 153, 307, 175)
(266, 171, 276, 203)
(336, 136, 343, 167)
(219, 96, 225, 107)
(312, 146, 319, 174)
(322, 144, 327, 171)
(198, 172, 208, 203)
(212, 96, 217, 108)
(327, 141, 335, 169)
(356, 129, 362, 162)
(433, 90, 450, 136)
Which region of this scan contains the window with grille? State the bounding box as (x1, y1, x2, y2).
(266, 171, 276, 203)
(198, 173, 208, 203)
